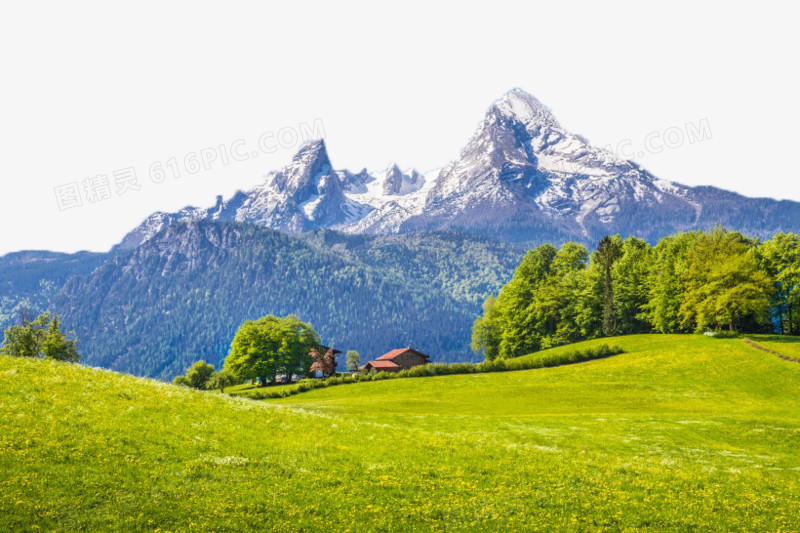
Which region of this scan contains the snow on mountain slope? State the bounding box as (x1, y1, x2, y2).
(402, 88, 699, 241)
(119, 140, 431, 247)
(119, 89, 800, 249)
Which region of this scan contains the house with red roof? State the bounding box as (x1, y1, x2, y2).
(363, 347, 431, 373)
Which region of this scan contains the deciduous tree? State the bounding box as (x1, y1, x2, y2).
(310, 347, 337, 377)
(679, 229, 773, 332)
(208, 369, 236, 392)
(223, 315, 321, 386)
(345, 350, 360, 373)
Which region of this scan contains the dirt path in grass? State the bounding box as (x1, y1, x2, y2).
(743, 338, 800, 363)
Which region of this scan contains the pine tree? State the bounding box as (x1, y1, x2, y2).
(594, 236, 623, 336)
(41, 316, 79, 362)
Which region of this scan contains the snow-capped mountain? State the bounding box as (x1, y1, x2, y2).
(399, 88, 706, 243)
(120, 139, 433, 248)
(120, 89, 800, 249)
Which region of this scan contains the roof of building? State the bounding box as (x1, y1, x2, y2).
(375, 348, 409, 361)
(365, 360, 400, 369)
(375, 346, 430, 361)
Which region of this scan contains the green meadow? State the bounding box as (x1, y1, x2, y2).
(748, 334, 800, 359)
(2, 334, 799, 531)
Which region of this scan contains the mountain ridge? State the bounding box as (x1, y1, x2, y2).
(119, 88, 800, 249)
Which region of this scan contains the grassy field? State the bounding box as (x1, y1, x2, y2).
(1, 334, 800, 531)
(748, 333, 800, 359)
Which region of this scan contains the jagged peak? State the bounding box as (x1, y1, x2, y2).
(489, 88, 559, 129)
(290, 138, 331, 169)
(385, 163, 403, 178)
(382, 163, 424, 195)
(267, 138, 336, 201)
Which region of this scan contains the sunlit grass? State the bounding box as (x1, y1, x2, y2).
(748, 333, 800, 359)
(2, 334, 800, 531)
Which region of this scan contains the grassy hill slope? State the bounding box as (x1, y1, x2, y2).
(2, 335, 800, 531)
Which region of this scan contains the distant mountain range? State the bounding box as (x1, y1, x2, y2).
(121, 88, 800, 249)
(4, 88, 800, 379)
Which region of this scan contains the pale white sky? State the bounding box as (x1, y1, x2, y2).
(1, 1, 798, 255)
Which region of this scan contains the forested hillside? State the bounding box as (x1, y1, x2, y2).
(53, 221, 522, 379)
(0, 251, 108, 332)
(474, 228, 800, 359)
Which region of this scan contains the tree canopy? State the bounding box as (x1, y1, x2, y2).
(473, 228, 792, 360)
(345, 350, 360, 373)
(223, 314, 321, 386)
(173, 360, 216, 389)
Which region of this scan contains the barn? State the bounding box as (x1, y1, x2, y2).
(363, 347, 431, 373)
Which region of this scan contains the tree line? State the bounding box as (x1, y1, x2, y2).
(472, 228, 800, 360)
(173, 313, 362, 390)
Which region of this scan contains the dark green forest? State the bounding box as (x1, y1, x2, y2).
(472, 228, 800, 360)
(0, 251, 107, 332)
(51, 221, 522, 379)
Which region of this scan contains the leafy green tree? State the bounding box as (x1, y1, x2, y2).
(345, 350, 361, 373)
(572, 261, 604, 340)
(472, 243, 590, 360)
(495, 244, 558, 358)
(612, 237, 653, 334)
(471, 295, 499, 360)
(1, 312, 79, 362)
(679, 229, 773, 332)
(761, 233, 800, 334)
(208, 369, 237, 392)
(1, 320, 40, 358)
(282, 315, 322, 378)
(186, 360, 216, 389)
(224, 314, 321, 386)
(644, 232, 701, 333)
(173, 360, 216, 389)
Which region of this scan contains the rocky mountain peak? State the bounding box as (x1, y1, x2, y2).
(490, 88, 560, 130)
(270, 139, 334, 202)
(382, 164, 424, 196)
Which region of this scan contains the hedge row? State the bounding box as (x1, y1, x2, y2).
(242, 344, 624, 400)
